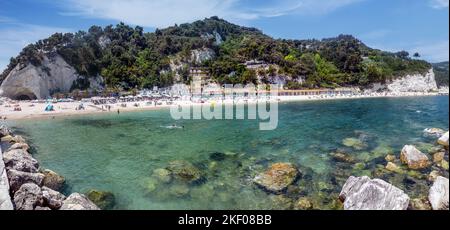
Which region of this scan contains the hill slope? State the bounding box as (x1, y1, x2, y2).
(0, 16, 432, 92)
(433, 61, 449, 87)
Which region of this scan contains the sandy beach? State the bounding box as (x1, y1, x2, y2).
(0, 92, 444, 121)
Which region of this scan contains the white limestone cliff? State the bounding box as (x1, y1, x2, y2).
(366, 68, 438, 93)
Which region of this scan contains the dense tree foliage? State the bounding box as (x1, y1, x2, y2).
(433, 61, 449, 87)
(0, 17, 433, 91)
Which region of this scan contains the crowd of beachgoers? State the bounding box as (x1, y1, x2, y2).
(0, 90, 447, 120)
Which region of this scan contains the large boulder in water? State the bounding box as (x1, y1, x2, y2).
(60, 193, 100, 210)
(423, 128, 446, 138)
(13, 183, 44, 210)
(86, 190, 115, 210)
(400, 145, 430, 170)
(438, 132, 449, 148)
(42, 169, 65, 191)
(0, 125, 11, 137)
(253, 163, 299, 193)
(42, 186, 66, 210)
(166, 160, 203, 183)
(339, 176, 410, 210)
(3, 149, 39, 173)
(7, 169, 44, 193)
(7, 143, 30, 152)
(428, 176, 449, 210)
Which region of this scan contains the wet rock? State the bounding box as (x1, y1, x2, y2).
(270, 195, 293, 210)
(152, 168, 172, 183)
(352, 162, 366, 171)
(7, 143, 30, 152)
(400, 145, 430, 170)
(423, 128, 446, 138)
(439, 160, 449, 170)
(209, 152, 226, 161)
(433, 152, 445, 163)
(42, 186, 66, 210)
(330, 152, 356, 163)
(13, 183, 44, 210)
(169, 184, 190, 198)
(166, 160, 202, 183)
(86, 190, 116, 210)
(385, 162, 404, 174)
(7, 169, 44, 193)
(293, 197, 313, 210)
(12, 135, 26, 143)
(437, 132, 449, 148)
(342, 138, 367, 150)
(42, 169, 65, 191)
(428, 170, 441, 182)
(339, 176, 410, 210)
(0, 125, 11, 137)
(428, 176, 449, 210)
(0, 135, 14, 143)
(385, 154, 396, 162)
(253, 163, 299, 193)
(143, 178, 159, 194)
(60, 193, 100, 210)
(409, 197, 432, 210)
(3, 149, 39, 173)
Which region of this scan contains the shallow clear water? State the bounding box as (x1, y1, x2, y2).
(9, 96, 449, 210)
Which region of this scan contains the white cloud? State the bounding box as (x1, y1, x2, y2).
(430, 0, 449, 9)
(0, 22, 71, 72)
(58, 0, 363, 28)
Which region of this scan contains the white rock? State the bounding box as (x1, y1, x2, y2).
(400, 145, 430, 169)
(60, 193, 100, 210)
(428, 176, 449, 210)
(438, 132, 449, 147)
(387, 69, 438, 93)
(339, 176, 410, 210)
(423, 128, 446, 138)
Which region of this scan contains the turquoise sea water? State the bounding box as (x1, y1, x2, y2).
(9, 96, 449, 210)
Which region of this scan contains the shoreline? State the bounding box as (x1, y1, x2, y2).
(1, 93, 446, 121)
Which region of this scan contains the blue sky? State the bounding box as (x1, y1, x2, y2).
(0, 0, 448, 72)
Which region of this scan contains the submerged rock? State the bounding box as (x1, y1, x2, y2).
(152, 168, 172, 183)
(253, 163, 299, 193)
(339, 176, 410, 210)
(409, 197, 432, 210)
(42, 169, 65, 191)
(423, 128, 446, 138)
(13, 183, 44, 210)
(385, 162, 404, 174)
(440, 160, 449, 170)
(400, 145, 430, 170)
(60, 193, 100, 210)
(167, 160, 202, 183)
(7, 169, 44, 193)
(385, 154, 396, 162)
(428, 176, 449, 210)
(342, 138, 367, 150)
(428, 170, 441, 182)
(3, 149, 39, 173)
(169, 184, 190, 198)
(330, 152, 356, 163)
(293, 197, 313, 210)
(42, 186, 66, 210)
(209, 152, 226, 161)
(269, 195, 294, 210)
(437, 132, 449, 148)
(86, 190, 116, 210)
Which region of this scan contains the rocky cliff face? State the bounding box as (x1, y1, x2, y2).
(0, 53, 103, 100)
(366, 68, 438, 93)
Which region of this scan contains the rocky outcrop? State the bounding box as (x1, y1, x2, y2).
(423, 128, 446, 138)
(191, 48, 215, 64)
(42, 186, 66, 210)
(13, 183, 44, 210)
(166, 160, 203, 183)
(339, 176, 410, 210)
(7, 169, 44, 193)
(400, 145, 430, 169)
(0, 53, 103, 100)
(366, 69, 438, 93)
(3, 149, 40, 173)
(42, 169, 65, 191)
(428, 176, 449, 210)
(0, 146, 14, 210)
(60, 193, 100, 210)
(253, 163, 299, 193)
